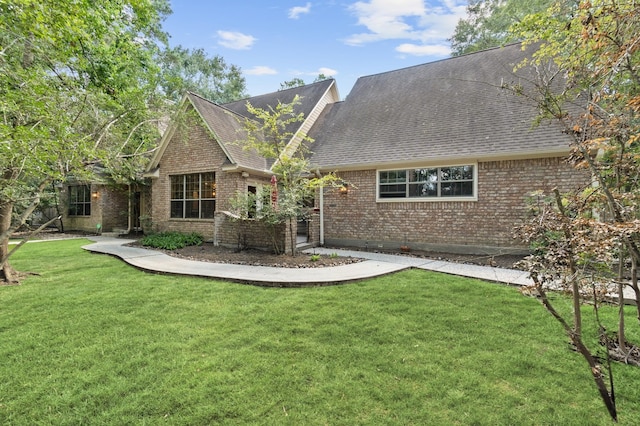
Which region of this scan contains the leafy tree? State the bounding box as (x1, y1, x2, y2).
(158, 46, 247, 103)
(280, 75, 332, 91)
(279, 78, 306, 91)
(0, 0, 170, 283)
(510, 0, 640, 420)
(450, 0, 553, 56)
(231, 96, 338, 255)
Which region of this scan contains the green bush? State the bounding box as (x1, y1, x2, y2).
(140, 232, 203, 250)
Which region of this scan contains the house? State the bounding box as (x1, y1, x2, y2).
(144, 79, 339, 253)
(61, 169, 147, 236)
(145, 43, 589, 255)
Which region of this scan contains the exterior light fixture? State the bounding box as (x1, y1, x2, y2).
(91, 191, 99, 199)
(339, 183, 348, 194)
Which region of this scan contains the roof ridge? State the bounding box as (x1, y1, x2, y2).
(354, 42, 524, 83)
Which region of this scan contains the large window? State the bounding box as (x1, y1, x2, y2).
(68, 185, 91, 216)
(170, 172, 216, 219)
(379, 165, 475, 200)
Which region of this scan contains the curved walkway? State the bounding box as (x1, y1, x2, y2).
(82, 236, 534, 287)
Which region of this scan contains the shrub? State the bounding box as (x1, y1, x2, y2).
(140, 232, 203, 250)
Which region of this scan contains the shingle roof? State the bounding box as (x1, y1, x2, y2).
(223, 79, 336, 138)
(184, 79, 337, 172)
(308, 43, 571, 170)
(186, 93, 268, 171)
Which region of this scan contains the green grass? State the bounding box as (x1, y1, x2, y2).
(2, 239, 640, 424)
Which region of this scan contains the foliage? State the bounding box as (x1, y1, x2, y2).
(140, 231, 203, 250)
(450, 0, 553, 56)
(231, 96, 339, 255)
(510, 0, 640, 420)
(0, 0, 171, 282)
(279, 74, 330, 91)
(4, 240, 640, 424)
(158, 45, 247, 103)
(280, 77, 306, 90)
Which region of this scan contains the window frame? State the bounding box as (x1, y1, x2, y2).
(68, 185, 92, 216)
(169, 172, 216, 219)
(376, 163, 477, 202)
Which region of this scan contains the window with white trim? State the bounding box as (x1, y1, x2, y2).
(378, 165, 475, 199)
(68, 185, 91, 216)
(170, 172, 216, 219)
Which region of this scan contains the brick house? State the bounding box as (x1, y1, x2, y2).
(144, 79, 339, 253)
(145, 43, 589, 255)
(61, 169, 148, 236)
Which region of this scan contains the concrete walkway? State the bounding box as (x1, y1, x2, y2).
(82, 236, 533, 287)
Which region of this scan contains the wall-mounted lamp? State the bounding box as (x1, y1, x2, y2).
(339, 183, 349, 194)
(91, 191, 99, 199)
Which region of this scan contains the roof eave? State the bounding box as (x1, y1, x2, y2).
(311, 148, 571, 172)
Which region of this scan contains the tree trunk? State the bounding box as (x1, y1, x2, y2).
(0, 201, 18, 284)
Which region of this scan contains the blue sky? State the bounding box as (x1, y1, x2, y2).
(162, 0, 468, 98)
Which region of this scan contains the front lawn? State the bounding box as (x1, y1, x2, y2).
(2, 239, 640, 424)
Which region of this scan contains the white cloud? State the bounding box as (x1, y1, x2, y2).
(217, 31, 256, 50)
(291, 67, 339, 77)
(245, 66, 278, 76)
(395, 43, 450, 56)
(289, 2, 312, 19)
(345, 0, 467, 56)
(316, 67, 338, 77)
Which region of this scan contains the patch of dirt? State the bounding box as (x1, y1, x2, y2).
(363, 248, 527, 270)
(146, 243, 365, 268)
(134, 242, 526, 270)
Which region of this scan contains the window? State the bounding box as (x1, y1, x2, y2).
(379, 165, 475, 200)
(170, 172, 216, 219)
(68, 185, 91, 216)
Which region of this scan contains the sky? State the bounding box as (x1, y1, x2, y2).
(162, 0, 469, 99)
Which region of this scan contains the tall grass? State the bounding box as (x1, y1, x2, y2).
(1, 239, 640, 424)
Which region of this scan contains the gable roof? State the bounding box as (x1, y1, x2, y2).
(308, 43, 572, 170)
(223, 79, 337, 128)
(147, 79, 339, 175)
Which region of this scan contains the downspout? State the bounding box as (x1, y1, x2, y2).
(125, 184, 132, 234)
(315, 169, 325, 246)
(319, 185, 325, 246)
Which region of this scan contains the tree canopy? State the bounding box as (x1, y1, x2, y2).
(450, 0, 553, 56)
(0, 0, 171, 282)
(158, 46, 247, 103)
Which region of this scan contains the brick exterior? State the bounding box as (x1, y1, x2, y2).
(62, 184, 129, 233)
(321, 157, 590, 254)
(149, 112, 288, 250)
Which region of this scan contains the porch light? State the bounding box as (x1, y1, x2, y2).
(339, 183, 348, 194)
(91, 191, 99, 199)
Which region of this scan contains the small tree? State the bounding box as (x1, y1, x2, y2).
(509, 0, 640, 420)
(231, 96, 337, 255)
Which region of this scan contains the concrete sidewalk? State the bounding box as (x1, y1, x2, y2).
(82, 236, 533, 287)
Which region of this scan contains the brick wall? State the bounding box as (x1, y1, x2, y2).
(321, 157, 590, 254)
(150, 111, 280, 248)
(62, 184, 129, 233)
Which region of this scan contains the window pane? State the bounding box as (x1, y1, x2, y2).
(461, 165, 473, 180)
(380, 170, 406, 184)
(81, 186, 91, 202)
(201, 172, 216, 198)
(409, 168, 436, 183)
(409, 182, 437, 197)
(170, 201, 183, 218)
(185, 174, 199, 199)
(201, 200, 215, 219)
(380, 184, 406, 198)
(170, 176, 184, 199)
